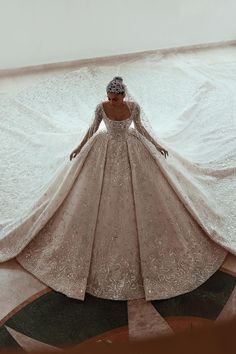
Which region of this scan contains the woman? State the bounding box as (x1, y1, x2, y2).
(0, 76, 227, 301)
(70, 81, 168, 161)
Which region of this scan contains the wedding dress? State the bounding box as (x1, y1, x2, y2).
(1, 101, 227, 301)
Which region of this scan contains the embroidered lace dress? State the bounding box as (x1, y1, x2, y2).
(3, 101, 227, 301)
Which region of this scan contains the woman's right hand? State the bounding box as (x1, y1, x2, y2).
(69, 146, 81, 161)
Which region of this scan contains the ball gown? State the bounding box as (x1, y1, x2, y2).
(2, 101, 227, 301)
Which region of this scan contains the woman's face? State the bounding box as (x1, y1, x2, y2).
(107, 92, 125, 106)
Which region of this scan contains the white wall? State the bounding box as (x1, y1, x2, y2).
(0, 0, 235, 70)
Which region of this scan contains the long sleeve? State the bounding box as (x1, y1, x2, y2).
(77, 103, 103, 149)
(133, 103, 161, 149)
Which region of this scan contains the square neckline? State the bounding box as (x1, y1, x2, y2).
(101, 102, 134, 122)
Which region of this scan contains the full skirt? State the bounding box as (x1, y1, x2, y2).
(15, 129, 227, 301)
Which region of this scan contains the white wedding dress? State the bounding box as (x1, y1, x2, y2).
(0, 101, 227, 301)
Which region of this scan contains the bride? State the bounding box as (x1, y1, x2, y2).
(70, 82, 168, 161)
(0, 76, 227, 301)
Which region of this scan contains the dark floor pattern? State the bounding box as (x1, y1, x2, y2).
(0, 326, 22, 350)
(152, 271, 236, 320)
(0, 270, 235, 349)
(2, 292, 128, 348)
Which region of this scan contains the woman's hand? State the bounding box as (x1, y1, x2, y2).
(69, 146, 82, 161)
(155, 144, 169, 159)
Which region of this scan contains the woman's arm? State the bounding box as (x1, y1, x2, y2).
(70, 103, 102, 160)
(133, 103, 162, 149)
(133, 103, 169, 158)
(78, 103, 102, 149)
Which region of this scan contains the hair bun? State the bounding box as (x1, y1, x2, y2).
(113, 76, 123, 82)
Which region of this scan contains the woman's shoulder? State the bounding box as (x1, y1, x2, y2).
(131, 101, 140, 112)
(101, 100, 138, 106)
(128, 101, 137, 109)
(127, 101, 140, 108)
(100, 101, 139, 113)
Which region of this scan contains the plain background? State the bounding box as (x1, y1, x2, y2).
(0, 0, 235, 69)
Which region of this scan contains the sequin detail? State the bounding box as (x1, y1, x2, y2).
(14, 102, 227, 301)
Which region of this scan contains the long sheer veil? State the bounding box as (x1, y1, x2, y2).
(0, 66, 235, 260)
(86, 71, 236, 255)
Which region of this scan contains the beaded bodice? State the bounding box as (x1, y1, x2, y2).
(100, 103, 133, 140)
(78, 101, 157, 149)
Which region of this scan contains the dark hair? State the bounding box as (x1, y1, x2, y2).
(112, 76, 123, 82)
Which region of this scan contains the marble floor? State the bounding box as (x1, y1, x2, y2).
(0, 45, 236, 350)
(0, 258, 235, 350)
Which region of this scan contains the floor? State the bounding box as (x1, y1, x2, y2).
(0, 44, 236, 351)
(0, 258, 235, 350)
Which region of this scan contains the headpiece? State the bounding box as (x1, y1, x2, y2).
(106, 76, 126, 94)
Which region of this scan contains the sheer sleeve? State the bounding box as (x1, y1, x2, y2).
(133, 102, 161, 149)
(77, 103, 103, 149)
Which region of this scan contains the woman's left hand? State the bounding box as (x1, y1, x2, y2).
(155, 145, 169, 158)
